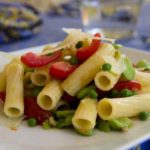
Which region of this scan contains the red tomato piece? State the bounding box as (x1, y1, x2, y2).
(0, 91, 5, 102)
(21, 50, 62, 68)
(114, 81, 141, 91)
(24, 97, 50, 125)
(76, 33, 101, 62)
(49, 61, 77, 80)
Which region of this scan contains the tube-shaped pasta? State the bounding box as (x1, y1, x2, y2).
(31, 66, 51, 86)
(72, 97, 97, 131)
(61, 43, 115, 96)
(94, 71, 120, 91)
(4, 63, 24, 118)
(134, 70, 150, 86)
(138, 86, 150, 94)
(37, 80, 64, 110)
(97, 93, 150, 120)
(0, 72, 6, 91)
(24, 72, 35, 89)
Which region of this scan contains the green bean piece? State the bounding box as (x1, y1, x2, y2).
(70, 56, 79, 65)
(28, 118, 37, 127)
(76, 85, 95, 99)
(56, 110, 75, 118)
(96, 120, 111, 132)
(136, 59, 150, 68)
(139, 112, 150, 121)
(75, 128, 93, 136)
(32, 87, 43, 97)
(109, 90, 120, 98)
(108, 117, 132, 130)
(88, 89, 98, 99)
(102, 63, 112, 71)
(42, 120, 51, 129)
(120, 89, 133, 97)
(75, 41, 83, 49)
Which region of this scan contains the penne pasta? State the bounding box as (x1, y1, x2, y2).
(61, 43, 115, 96)
(37, 80, 64, 110)
(94, 71, 120, 91)
(97, 93, 150, 120)
(134, 70, 150, 86)
(31, 65, 51, 86)
(4, 63, 24, 118)
(72, 97, 97, 132)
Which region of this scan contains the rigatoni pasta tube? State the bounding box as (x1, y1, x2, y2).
(97, 93, 150, 120)
(31, 66, 51, 86)
(37, 80, 64, 110)
(4, 63, 24, 118)
(94, 71, 120, 91)
(61, 43, 115, 96)
(72, 98, 97, 131)
(134, 70, 150, 86)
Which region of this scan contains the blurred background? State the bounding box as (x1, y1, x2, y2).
(0, 0, 150, 53)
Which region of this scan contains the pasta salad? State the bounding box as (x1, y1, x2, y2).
(0, 29, 150, 136)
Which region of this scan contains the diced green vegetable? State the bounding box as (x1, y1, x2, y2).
(70, 56, 79, 65)
(56, 110, 75, 118)
(32, 87, 43, 97)
(75, 41, 83, 49)
(27, 118, 37, 127)
(136, 59, 150, 68)
(109, 90, 120, 98)
(76, 85, 95, 99)
(75, 128, 93, 136)
(88, 89, 98, 99)
(102, 63, 112, 71)
(108, 117, 132, 130)
(42, 120, 51, 129)
(96, 120, 111, 132)
(139, 112, 150, 121)
(120, 89, 133, 97)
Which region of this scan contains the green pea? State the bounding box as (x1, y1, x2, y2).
(75, 41, 83, 49)
(28, 118, 37, 127)
(70, 56, 78, 65)
(120, 89, 133, 97)
(109, 90, 120, 98)
(88, 89, 98, 99)
(42, 120, 51, 129)
(139, 112, 149, 121)
(32, 87, 43, 97)
(102, 63, 112, 71)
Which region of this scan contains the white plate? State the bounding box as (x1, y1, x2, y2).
(0, 45, 150, 150)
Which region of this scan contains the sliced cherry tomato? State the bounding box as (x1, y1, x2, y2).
(24, 97, 50, 125)
(0, 91, 5, 102)
(76, 33, 101, 62)
(21, 50, 62, 68)
(114, 81, 141, 91)
(49, 61, 77, 80)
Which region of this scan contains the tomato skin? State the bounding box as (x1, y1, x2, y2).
(114, 81, 141, 91)
(24, 97, 50, 125)
(49, 61, 77, 80)
(21, 50, 62, 68)
(76, 33, 101, 62)
(0, 92, 5, 102)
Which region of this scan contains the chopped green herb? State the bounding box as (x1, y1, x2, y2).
(102, 63, 112, 71)
(139, 112, 149, 121)
(75, 41, 83, 49)
(28, 118, 37, 127)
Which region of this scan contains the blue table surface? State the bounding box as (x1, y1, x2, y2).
(0, 5, 150, 150)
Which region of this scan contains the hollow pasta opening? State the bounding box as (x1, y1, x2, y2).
(76, 119, 91, 130)
(40, 95, 52, 110)
(8, 107, 21, 117)
(99, 75, 111, 87)
(98, 100, 112, 119)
